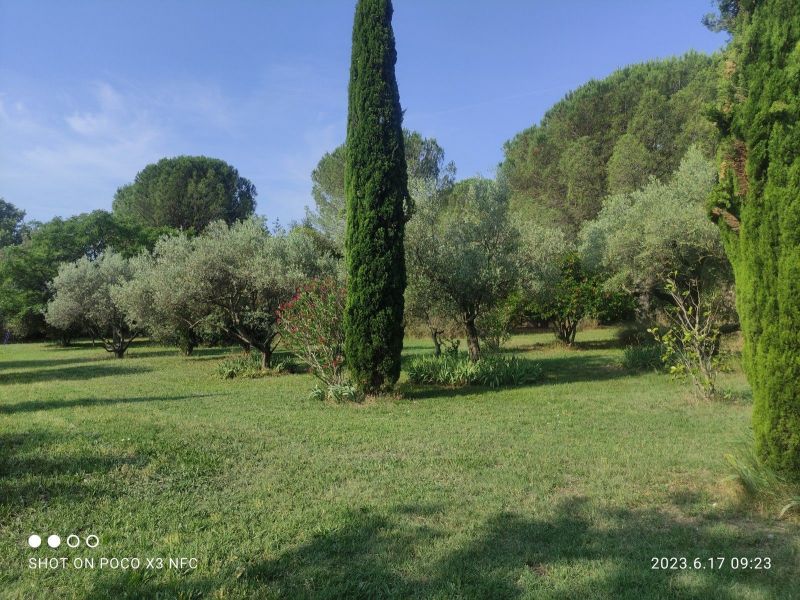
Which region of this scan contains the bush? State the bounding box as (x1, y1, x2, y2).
(621, 344, 663, 371)
(216, 352, 266, 379)
(278, 278, 347, 387)
(648, 276, 725, 400)
(309, 383, 362, 403)
(407, 353, 541, 388)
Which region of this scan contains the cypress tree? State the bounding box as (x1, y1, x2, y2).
(344, 0, 409, 393)
(710, 0, 800, 475)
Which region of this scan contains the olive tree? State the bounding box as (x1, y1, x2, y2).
(114, 234, 206, 355)
(181, 218, 334, 369)
(45, 251, 137, 357)
(407, 177, 519, 362)
(579, 147, 730, 316)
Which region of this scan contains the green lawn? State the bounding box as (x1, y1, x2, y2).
(1, 330, 798, 599)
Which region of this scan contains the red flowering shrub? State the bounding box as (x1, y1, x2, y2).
(277, 277, 347, 387)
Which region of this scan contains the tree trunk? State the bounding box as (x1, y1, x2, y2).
(465, 317, 481, 362)
(431, 329, 442, 357)
(260, 346, 272, 370)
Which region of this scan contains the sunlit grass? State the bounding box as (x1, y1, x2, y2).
(1, 329, 797, 599)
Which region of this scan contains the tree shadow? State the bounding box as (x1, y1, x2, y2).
(0, 356, 104, 371)
(401, 384, 492, 401)
(0, 364, 150, 386)
(573, 338, 622, 351)
(241, 497, 798, 599)
(0, 393, 223, 414)
(0, 431, 148, 509)
(536, 354, 627, 385)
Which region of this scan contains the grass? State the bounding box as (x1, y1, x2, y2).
(0, 329, 798, 599)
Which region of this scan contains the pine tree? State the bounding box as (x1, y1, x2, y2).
(710, 0, 800, 476)
(344, 0, 409, 393)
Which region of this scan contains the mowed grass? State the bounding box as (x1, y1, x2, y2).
(1, 329, 798, 599)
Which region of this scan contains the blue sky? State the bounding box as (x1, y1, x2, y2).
(0, 1, 726, 226)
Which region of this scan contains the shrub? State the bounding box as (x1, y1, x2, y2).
(309, 383, 362, 403)
(278, 277, 349, 390)
(648, 276, 725, 400)
(406, 353, 541, 388)
(216, 352, 267, 379)
(621, 344, 663, 371)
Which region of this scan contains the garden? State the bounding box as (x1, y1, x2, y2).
(1, 0, 799, 598)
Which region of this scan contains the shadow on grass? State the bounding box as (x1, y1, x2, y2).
(241, 497, 796, 599)
(0, 431, 147, 508)
(0, 355, 105, 371)
(537, 353, 626, 385)
(0, 393, 223, 414)
(0, 364, 150, 386)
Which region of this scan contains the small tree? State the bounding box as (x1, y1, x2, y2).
(46, 251, 137, 357)
(649, 276, 724, 400)
(278, 277, 347, 387)
(114, 234, 206, 355)
(519, 223, 630, 344)
(181, 219, 335, 369)
(527, 252, 605, 345)
(407, 177, 519, 362)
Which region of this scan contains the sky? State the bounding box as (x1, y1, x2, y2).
(0, 1, 727, 226)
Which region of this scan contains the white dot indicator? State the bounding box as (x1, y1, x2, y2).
(47, 535, 61, 548)
(28, 534, 41, 548)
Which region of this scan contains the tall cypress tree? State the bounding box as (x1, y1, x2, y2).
(710, 0, 800, 476)
(344, 0, 409, 393)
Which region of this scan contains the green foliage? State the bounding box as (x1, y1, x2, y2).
(44, 251, 137, 357)
(648, 277, 725, 400)
(278, 277, 347, 387)
(726, 442, 800, 518)
(406, 353, 541, 388)
(621, 344, 664, 372)
(306, 130, 453, 253)
(216, 351, 268, 380)
(112, 155, 256, 232)
(518, 226, 630, 344)
(0, 210, 165, 339)
(502, 53, 719, 231)
(0, 198, 26, 248)
(114, 233, 206, 355)
(180, 219, 333, 368)
(407, 177, 519, 361)
(344, 0, 408, 393)
(709, 0, 800, 475)
(309, 382, 362, 403)
(580, 147, 730, 316)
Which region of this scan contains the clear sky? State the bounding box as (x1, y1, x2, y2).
(0, 1, 727, 226)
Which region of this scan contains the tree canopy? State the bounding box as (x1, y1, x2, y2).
(112, 155, 257, 232)
(306, 130, 454, 253)
(407, 177, 519, 362)
(0, 198, 26, 248)
(501, 52, 720, 232)
(0, 210, 165, 339)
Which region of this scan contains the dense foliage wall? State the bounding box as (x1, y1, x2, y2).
(501, 53, 720, 232)
(709, 0, 800, 475)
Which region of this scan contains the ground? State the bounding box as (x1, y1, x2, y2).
(1, 329, 798, 599)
